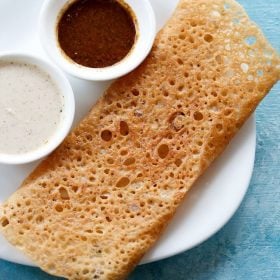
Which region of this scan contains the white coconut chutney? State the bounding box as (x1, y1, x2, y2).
(0, 61, 64, 155)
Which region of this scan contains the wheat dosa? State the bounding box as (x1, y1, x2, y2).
(0, 0, 279, 279)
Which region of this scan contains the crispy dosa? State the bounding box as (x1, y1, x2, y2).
(0, 0, 279, 279)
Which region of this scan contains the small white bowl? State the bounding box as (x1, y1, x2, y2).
(39, 0, 156, 81)
(0, 53, 75, 165)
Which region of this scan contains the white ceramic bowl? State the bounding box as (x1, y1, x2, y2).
(39, 0, 156, 81)
(0, 53, 75, 165)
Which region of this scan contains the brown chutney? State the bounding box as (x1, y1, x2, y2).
(57, 0, 137, 68)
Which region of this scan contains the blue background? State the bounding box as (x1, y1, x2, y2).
(0, 0, 279, 279)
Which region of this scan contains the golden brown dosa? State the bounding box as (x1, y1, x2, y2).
(0, 0, 279, 279)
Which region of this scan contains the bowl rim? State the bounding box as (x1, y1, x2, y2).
(39, 0, 157, 81)
(0, 51, 75, 165)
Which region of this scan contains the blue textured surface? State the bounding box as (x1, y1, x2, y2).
(0, 0, 279, 279)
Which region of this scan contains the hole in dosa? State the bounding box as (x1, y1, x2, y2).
(120, 121, 129, 136)
(124, 157, 135, 166)
(204, 34, 213, 43)
(101, 130, 112, 141)
(55, 205, 63, 212)
(116, 177, 130, 188)
(59, 187, 70, 200)
(158, 144, 169, 159)
(1, 218, 9, 227)
(193, 111, 204, 121)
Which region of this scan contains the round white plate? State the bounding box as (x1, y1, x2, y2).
(0, 0, 256, 266)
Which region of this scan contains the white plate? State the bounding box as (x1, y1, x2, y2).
(0, 0, 256, 266)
